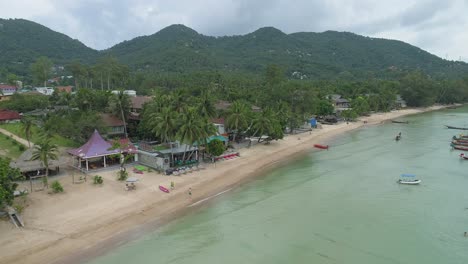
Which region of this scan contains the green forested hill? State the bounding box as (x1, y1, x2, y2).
(1, 19, 467, 80)
(105, 25, 468, 79)
(0, 18, 97, 76)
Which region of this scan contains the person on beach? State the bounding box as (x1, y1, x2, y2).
(188, 187, 192, 197)
(171, 181, 175, 190)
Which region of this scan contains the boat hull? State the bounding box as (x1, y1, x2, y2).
(159, 185, 170, 193)
(313, 144, 329, 149)
(451, 144, 468, 151)
(398, 179, 421, 185)
(446, 125, 468, 130)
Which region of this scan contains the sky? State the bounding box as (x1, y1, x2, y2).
(0, 0, 467, 61)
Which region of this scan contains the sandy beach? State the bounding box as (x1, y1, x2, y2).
(0, 105, 452, 264)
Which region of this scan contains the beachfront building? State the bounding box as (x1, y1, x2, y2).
(68, 130, 136, 172)
(137, 141, 199, 171)
(10, 149, 61, 177)
(100, 113, 125, 137)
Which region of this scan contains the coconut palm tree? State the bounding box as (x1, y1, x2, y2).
(109, 90, 130, 138)
(30, 138, 58, 187)
(197, 90, 217, 119)
(171, 89, 188, 113)
(251, 108, 275, 141)
(226, 101, 250, 142)
(149, 106, 179, 165)
(177, 108, 203, 162)
(21, 116, 34, 148)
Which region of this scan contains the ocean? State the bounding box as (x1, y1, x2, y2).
(87, 107, 468, 264)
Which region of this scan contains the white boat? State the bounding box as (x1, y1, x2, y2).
(398, 174, 421, 185)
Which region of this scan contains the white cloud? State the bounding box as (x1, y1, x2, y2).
(0, 0, 466, 61)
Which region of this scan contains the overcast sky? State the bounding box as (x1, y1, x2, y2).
(1, 0, 467, 61)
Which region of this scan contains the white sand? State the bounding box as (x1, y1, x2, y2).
(0, 105, 451, 264)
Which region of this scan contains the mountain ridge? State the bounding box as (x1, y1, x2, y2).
(1, 18, 467, 79)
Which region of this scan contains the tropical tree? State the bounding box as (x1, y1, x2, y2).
(149, 106, 179, 164)
(21, 116, 34, 148)
(177, 108, 203, 162)
(108, 90, 131, 138)
(0, 157, 22, 209)
(251, 108, 274, 140)
(197, 90, 217, 119)
(31, 56, 53, 87)
(225, 101, 250, 142)
(30, 138, 58, 187)
(206, 139, 225, 157)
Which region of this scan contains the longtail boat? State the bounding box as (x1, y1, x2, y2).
(313, 144, 329, 150)
(451, 143, 468, 151)
(451, 140, 468, 146)
(460, 153, 468, 160)
(446, 125, 468, 130)
(392, 120, 409, 124)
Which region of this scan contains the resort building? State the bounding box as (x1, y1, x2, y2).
(100, 113, 126, 137)
(0, 109, 21, 123)
(137, 141, 199, 171)
(10, 149, 61, 177)
(68, 130, 136, 172)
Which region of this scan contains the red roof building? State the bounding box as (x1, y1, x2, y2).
(0, 109, 21, 123)
(56, 86, 73, 93)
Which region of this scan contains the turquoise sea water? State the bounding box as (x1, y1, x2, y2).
(88, 108, 468, 264)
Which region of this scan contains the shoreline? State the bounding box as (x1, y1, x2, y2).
(0, 105, 454, 264)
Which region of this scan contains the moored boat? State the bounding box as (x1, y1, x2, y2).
(451, 143, 468, 151)
(446, 125, 468, 130)
(392, 120, 409, 124)
(398, 174, 421, 185)
(452, 140, 468, 146)
(313, 144, 329, 150)
(459, 153, 468, 160)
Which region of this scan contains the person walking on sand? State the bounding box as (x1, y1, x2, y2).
(171, 181, 175, 190)
(188, 187, 192, 197)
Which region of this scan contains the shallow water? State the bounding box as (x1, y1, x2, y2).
(88, 107, 468, 264)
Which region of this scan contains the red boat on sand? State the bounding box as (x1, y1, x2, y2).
(159, 185, 170, 193)
(314, 144, 329, 150)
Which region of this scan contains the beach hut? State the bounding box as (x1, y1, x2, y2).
(68, 130, 136, 171)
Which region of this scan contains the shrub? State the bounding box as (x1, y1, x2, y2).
(117, 169, 128, 181)
(51, 180, 64, 193)
(93, 175, 103, 185)
(12, 140, 18, 145)
(18, 145, 26, 151)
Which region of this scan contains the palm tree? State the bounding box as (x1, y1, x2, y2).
(197, 91, 217, 119)
(177, 108, 203, 162)
(191, 118, 218, 160)
(149, 107, 179, 165)
(109, 90, 130, 138)
(171, 89, 188, 113)
(226, 101, 250, 142)
(30, 138, 58, 187)
(21, 116, 34, 148)
(251, 108, 275, 141)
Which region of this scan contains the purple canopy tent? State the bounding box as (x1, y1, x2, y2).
(68, 130, 135, 171)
